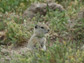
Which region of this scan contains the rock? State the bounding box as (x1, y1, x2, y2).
(23, 2, 64, 19)
(48, 3, 64, 11)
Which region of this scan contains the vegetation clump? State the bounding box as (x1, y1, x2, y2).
(0, 0, 84, 63)
(5, 21, 30, 46)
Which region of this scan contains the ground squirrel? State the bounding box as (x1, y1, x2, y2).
(27, 23, 49, 51)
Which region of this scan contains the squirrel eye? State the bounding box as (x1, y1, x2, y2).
(35, 25, 38, 29)
(41, 27, 44, 29)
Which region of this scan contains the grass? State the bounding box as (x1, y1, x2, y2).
(1, 41, 84, 63)
(0, 0, 84, 63)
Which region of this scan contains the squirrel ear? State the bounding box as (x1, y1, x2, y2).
(35, 25, 38, 29)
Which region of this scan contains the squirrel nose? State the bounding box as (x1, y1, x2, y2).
(48, 29, 50, 32)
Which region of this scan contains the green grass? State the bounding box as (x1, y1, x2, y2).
(1, 41, 84, 63)
(0, 0, 84, 63)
